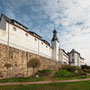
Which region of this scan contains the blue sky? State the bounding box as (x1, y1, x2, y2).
(0, 0, 90, 64)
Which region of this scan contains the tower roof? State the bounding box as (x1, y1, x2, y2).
(70, 49, 80, 55)
(53, 29, 57, 33)
(51, 29, 59, 42)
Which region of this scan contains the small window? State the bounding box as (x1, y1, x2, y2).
(35, 38, 37, 41)
(72, 59, 74, 63)
(72, 53, 74, 57)
(25, 33, 28, 37)
(13, 27, 16, 31)
(41, 42, 43, 45)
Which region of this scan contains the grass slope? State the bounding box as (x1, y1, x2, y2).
(0, 80, 90, 90)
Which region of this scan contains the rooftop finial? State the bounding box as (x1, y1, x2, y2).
(51, 28, 59, 42)
(54, 24, 56, 30)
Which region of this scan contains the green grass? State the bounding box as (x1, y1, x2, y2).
(37, 69, 52, 76)
(54, 70, 74, 78)
(0, 80, 90, 90)
(0, 74, 90, 83)
(0, 76, 44, 83)
(0, 69, 90, 83)
(54, 70, 90, 80)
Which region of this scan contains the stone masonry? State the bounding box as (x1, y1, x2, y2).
(0, 43, 61, 78)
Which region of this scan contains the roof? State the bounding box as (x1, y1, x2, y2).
(1, 14, 28, 29)
(42, 40, 50, 46)
(80, 57, 85, 60)
(28, 31, 42, 39)
(51, 29, 59, 42)
(70, 49, 85, 60)
(70, 49, 80, 54)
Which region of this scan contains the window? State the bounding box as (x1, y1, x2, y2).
(25, 33, 28, 37)
(72, 59, 74, 63)
(13, 27, 16, 31)
(72, 53, 74, 56)
(35, 38, 37, 41)
(41, 42, 43, 45)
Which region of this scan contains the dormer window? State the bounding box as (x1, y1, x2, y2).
(42, 42, 43, 45)
(72, 59, 74, 63)
(72, 53, 74, 57)
(25, 33, 28, 37)
(35, 38, 37, 41)
(13, 27, 16, 31)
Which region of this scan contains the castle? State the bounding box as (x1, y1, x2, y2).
(0, 14, 84, 67)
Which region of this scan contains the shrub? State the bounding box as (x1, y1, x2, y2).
(61, 65, 78, 73)
(71, 72, 87, 77)
(83, 69, 90, 73)
(81, 65, 90, 70)
(36, 69, 52, 76)
(54, 70, 73, 78)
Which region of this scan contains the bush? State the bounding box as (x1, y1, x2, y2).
(83, 69, 90, 73)
(81, 65, 90, 70)
(54, 70, 73, 78)
(36, 69, 52, 76)
(71, 72, 87, 77)
(61, 65, 78, 73)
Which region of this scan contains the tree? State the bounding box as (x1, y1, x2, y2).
(27, 57, 41, 75)
(4, 63, 12, 78)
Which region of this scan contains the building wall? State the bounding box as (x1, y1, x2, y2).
(0, 22, 52, 59)
(80, 58, 84, 66)
(51, 41, 59, 61)
(69, 53, 81, 66)
(63, 53, 69, 64)
(59, 49, 69, 64)
(58, 49, 63, 63)
(0, 16, 6, 30)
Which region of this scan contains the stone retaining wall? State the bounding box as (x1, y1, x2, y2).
(0, 43, 61, 78)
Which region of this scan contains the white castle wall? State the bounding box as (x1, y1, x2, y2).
(69, 53, 81, 66)
(0, 16, 6, 30)
(51, 41, 59, 61)
(63, 54, 69, 64)
(80, 58, 84, 66)
(0, 20, 52, 59)
(59, 49, 69, 64)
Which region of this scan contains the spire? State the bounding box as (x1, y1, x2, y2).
(51, 29, 59, 42)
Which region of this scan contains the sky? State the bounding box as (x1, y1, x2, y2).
(0, 0, 90, 65)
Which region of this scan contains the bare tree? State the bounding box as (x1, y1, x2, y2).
(4, 63, 12, 78)
(27, 57, 41, 75)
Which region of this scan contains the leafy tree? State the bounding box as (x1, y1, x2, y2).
(27, 57, 41, 75)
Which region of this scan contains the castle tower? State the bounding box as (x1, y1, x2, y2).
(51, 29, 59, 61)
